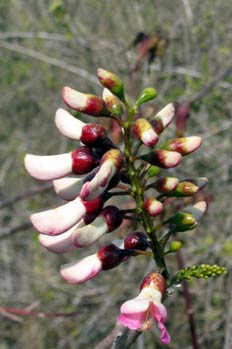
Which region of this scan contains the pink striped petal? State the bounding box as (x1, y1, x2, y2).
(53, 177, 85, 200)
(72, 216, 108, 247)
(24, 153, 72, 181)
(38, 220, 85, 253)
(55, 108, 85, 140)
(30, 197, 86, 235)
(80, 161, 115, 200)
(60, 254, 102, 284)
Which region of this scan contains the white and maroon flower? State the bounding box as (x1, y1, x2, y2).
(150, 103, 175, 134)
(162, 136, 202, 155)
(55, 108, 106, 146)
(118, 272, 170, 344)
(72, 205, 123, 247)
(133, 118, 159, 147)
(24, 146, 98, 181)
(140, 149, 182, 169)
(143, 198, 163, 217)
(80, 149, 123, 200)
(30, 196, 103, 236)
(62, 86, 109, 116)
(60, 241, 130, 284)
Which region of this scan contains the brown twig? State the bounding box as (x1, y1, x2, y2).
(0, 305, 80, 319)
(176, 250, 199, 349)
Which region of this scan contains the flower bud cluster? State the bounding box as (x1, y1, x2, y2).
(24, 68, 223, 345)
(175, 264, 227, 282)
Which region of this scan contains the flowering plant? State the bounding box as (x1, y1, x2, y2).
(24, 68, 226, 345)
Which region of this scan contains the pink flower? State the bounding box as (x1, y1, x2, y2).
(118, 272, 170, 344)
(60, 241, 129, 284)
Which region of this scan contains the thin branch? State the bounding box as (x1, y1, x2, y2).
(0, 305, 80, 319)
(0, 222, 31, 240)
(0, 183, 52, 209)
(0, 41, 99, 85)
(0, 32, 68, 41)
(176, 250, 199, 349)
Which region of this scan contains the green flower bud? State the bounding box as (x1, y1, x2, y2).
(135, 88, 157, 106)
(144, 166, 161, 179)
(169, 241, 183, 252)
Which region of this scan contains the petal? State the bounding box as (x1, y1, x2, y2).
(150, 302, 167, 323)
(120, 297, 149, 314)
(118, 312, 146, 331)
(30, 197, 86, 235)
(80, 161, 114, 200)
(24, 153, 72, 181)
(150, 303, 170, 344)
(38, 220, 85, 253)
(55, 108, 84, 140)
(53, 177, 85, 200)
(60, 254, 102, 284)
(72, 215, 107, 247)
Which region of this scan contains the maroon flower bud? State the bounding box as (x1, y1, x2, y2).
(62, 86, 109, 116)
(154, 177, 179, 193)
(162, 136, 202, 155)
(71, 146, 97, 175)
(140, 272, 166, 296)
(80, 124, 106, 147)
(101, 206, 123, 232)
(133, 118, 158, 146)
(97, 68, 125, 101)
(124, 231, 148, 250)
(140, 149, 182, 168)
(98, 244, 129, 270)
(144, 198, 163, 217)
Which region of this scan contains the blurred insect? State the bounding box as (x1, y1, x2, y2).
(130, 31, 168, 73)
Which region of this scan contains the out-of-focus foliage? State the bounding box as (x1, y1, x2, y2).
(0, 1, 231, 348)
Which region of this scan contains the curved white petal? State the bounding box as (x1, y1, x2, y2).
(72, 216, 107, 247)
(30, 197, 86, 235)
(53, 177, 85, 200)
(184, 201, 207, 220)
(24, 153, 72, 181)
(155, 103, 175, 128)
(60, 254, 102, 284)
(55, 108, 84, 140)
(38, 220, 85, 253)
(80, 161, 115, 200)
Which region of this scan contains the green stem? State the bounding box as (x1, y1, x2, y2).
(122, 102, 169, 279)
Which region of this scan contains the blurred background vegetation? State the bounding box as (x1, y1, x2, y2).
(0, 0, 232, 348)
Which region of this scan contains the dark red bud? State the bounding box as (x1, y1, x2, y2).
(124, 231, 148, 250)
(140, 272, 166, 296)
(80, 124, 106, 147)
(101, 206, 123, 232)
(98, 244, 129, 270)
(72, 147, 95, 175)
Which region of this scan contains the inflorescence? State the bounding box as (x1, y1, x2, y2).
(24, 68, 226, 345)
